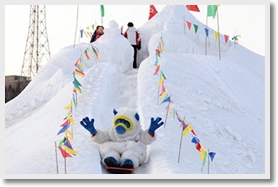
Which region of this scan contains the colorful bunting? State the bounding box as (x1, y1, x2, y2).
(57, 37, 101, 161)
(151, 35, 216, 173)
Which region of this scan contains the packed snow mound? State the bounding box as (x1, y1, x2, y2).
(5, 5, 265, 176)
(95, 20, 134, 73)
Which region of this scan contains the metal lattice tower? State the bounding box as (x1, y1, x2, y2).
(21, 5, 51, 80)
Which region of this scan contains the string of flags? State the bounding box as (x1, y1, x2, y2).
(153, 36, 216, 173)
(56, 44, 100, 160)
(80, 24, 95, 39)
(184, 19, 230, 43)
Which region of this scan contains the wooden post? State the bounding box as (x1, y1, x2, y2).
(164, 99, 170, 128)
(73, 5, 79, 48)
(157, 72, 161, 105)
(207, 148, 210, 174)
(64, 157, 67, 174)
(205, 16, 208, 55)
(184, 16, 186, 35)
(217, 10, 221, 60)
(177, 117, 185, 163)
(54, 142, 59, 174)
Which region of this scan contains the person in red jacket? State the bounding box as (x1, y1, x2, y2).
(90, 25, 104, 43)
(123, 22, 141, 69)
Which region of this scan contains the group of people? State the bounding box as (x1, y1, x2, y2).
(90, 22, 141, 69)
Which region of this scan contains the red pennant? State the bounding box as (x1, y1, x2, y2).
(149, 5, 158, 20)
(224, 35, 229, 43)
(58, 147, 72, 158)
(186, 21, 192, 30)
(84, 50, 90, 60)
(154, 64, 160, 75)
(196, 142, 201, 151)
(186, 5, 200, 12)
(191, 129, 197, 136)
(74, 59, 79, 67)
(60, 119, 70, 127)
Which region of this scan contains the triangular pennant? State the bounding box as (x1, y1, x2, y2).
(204, 28, 209, 37)
(191, 137, 200, 144)
(224, 34, 229, 43)
(64, 102, 72, 110)
(62, 144, 78, 155)
(193, 24, 198, 33)
(80, 29, 83, 38)
(57, 124, 70, 135)
(215, 31, 219, 41)
(209, 152, 216, 162)
(84, 31, 89, 38)
(58, 146, 72, 158)
(65, 129, 73, 139)
(149, 5, 158, 20)
(153, 64, 160, 75)
(59, 137, 67, 147)
(186, 21, 192, 30)
(84, 49, 90, 60)
(196, 142, 201, 151)
(186, 5, 200, 12)
(201, 149, 208, 172)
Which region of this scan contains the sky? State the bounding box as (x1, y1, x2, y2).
(5, 4, 267, 178)
(4, 4, 267, 76)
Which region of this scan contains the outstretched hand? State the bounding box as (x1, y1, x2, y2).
(148, 117, 164, 136)
(80, 117, 97, 135)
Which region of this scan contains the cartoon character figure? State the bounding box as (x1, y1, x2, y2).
(80, 107, 164, 169)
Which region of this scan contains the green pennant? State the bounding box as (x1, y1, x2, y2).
(193, 24, 198, 33)
(100, 5, 104, 17)
(207, 5, 217, 18)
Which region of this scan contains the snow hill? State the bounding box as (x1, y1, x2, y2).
(5, 5, 265, 177)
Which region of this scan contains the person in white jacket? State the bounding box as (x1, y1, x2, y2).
(80, 107, 164, 169)
(124, 22, 141, 69)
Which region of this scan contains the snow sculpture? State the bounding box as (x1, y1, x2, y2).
(80, 107, 164, 169)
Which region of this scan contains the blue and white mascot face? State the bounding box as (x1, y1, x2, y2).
(113, 107, 140, 138)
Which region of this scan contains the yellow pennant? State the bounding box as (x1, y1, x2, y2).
(65, 129, 73, 139)
(84, 31, 89, 38)
(200, 147, 207, 160)
(182, 124, 192, 136)
(62, 144, 78, 155)
(66, 115, 76, 125)
(89, 46, 94, 56)
(64, 101, 72, 110)
(82, 52, 88, 61)
(215, 31, 219, 41)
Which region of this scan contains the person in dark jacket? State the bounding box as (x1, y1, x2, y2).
(123, 22, 141, 69)
(90, 25, 104, 43)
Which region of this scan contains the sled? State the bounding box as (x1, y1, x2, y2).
(105, 165, 135, 174)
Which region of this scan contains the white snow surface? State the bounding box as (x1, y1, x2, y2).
(5, 5, 265, 178)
